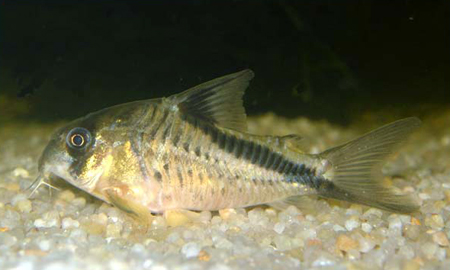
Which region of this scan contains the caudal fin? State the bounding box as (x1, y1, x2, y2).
(318, 117, 421, 213)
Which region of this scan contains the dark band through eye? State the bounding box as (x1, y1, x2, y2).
(66, 127, 91, 149)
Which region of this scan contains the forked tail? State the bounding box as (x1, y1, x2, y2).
(318, 117, 421, 213)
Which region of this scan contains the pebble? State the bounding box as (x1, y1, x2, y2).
(361, 222, 373, 233)
(388, 215, 403, 232)
(432, 231, 449, 246)
(151, 216, 167, 230)
(12, 167, 30, 178)
(198, 211, 212, 223)
(0, 232, 18, 248)
(62, 217, 80, 229)
(345, 216, 360, 231)
(219, 209, 237, 220)
(333, 224, 346, 232)
(106, 223, 123, 238)
(346, 249, 360, 260)
(181, 242, 201, 258)
(16, 199, 32, 213)
(403, 225, 421, 241)
(58, 190, 76, 202)
(357, 235, 376, 253)
(11, 194, 28, 206)
(273, 222, 286, 234)
(197, 250, 211, 261)
(34, 211, 60, 228)
(398, 245, 415, 259)
(336, 234, 359, 252)
(71, 197, 87, 208)
(403, 260, 421, 270)
(274, 235, 292, 251)
(425, 214, 444, 229)
(38, 239, 53, 251)
(362, 208, 383, 218)
(421, 242, 438, 259)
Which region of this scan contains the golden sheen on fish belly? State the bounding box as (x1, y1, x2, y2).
(36, 69, 421, 220)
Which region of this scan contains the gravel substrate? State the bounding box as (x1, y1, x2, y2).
(1, 112, 449, 270)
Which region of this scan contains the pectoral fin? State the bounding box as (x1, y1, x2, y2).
(103, 187, 153, 223)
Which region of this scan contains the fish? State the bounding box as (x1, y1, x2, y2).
(34, 69, 421, 221)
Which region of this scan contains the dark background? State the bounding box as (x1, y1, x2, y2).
(1, 0, 449, 125)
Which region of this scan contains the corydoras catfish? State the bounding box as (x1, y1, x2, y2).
(34, 70, 420, 221)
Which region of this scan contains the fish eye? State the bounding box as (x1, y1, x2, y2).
(66, 127, 91, 149)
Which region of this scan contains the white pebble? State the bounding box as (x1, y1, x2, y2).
(388, 215, 403, 231)
(12, 167, 29, 178)
(38, 239, 53, 251)
(333, 225, 346, 232)
(421, 242, 438, 259)
(435, 247, 447, 261)
(419, 193, 431, 200)
(361, 223, 372, 233)
(11, 194, 28, 206)
(208, 264, 231, 270)
(0, 233, 17, 248)
(70, 229, 87, 241)
(214, 237, 233, 249)
(62, 217, 80, 229)
(398, 245, 415, 259)
(11, 261, 33, 270)
(345, 217, 360, 231)
(363, 208, 383, 218)
(347, 249, 360, 260)
(33, 211, 60, 228)
(358, 237, 376, 253)
(33, 219, 47, 228)
(273, 222, 286, 234)
(181, 242, 201, 258)
(108, 259, 129, 270)
(274, 235, 292, 251)
(151, 216, 167, 230)
(297, 228, 316, 239)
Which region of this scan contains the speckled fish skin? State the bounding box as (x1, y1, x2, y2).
(37, 69, 421, 219)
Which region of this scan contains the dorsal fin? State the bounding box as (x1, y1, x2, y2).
(167, 69, 254, 132)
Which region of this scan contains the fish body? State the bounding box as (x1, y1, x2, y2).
(36, 70, 420, 219)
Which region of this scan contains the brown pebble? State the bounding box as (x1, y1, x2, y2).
(24, 249, 48, 256)
(432, 231, 449, 246)
(403, 260, 421, 270)
(336, 234, 359, 252)
(412, 257, 424, 266)
(410, 217, 421, 226)
(307, 238, 322, 246)
(198, 250, 210, 261)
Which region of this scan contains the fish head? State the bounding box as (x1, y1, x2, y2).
(38, 116, 112, 195)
